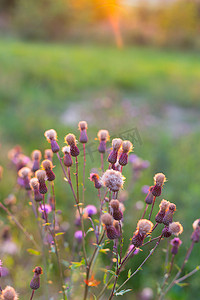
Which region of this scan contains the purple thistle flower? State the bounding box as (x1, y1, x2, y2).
(84, 205, 97, 217)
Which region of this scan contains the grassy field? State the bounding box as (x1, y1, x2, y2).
(0, 39, 200, 299)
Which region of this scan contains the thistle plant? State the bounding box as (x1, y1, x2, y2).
(0, 121, 199, 300)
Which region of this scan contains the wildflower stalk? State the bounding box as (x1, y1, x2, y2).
(101, 153, 104, 172)
(113, 234, 163, 297)
(174, 265, 200, 284)
(159, 254, 175, 298)
(0, 202, 39, 250)
(30, 290, 35, 300)
(56, 153, 88, 266)
(83, 230, 105, 300)
(162, 240, 195, 298)
(82, 144, 86, 205)
(141, 203, 148, 219)
(51, 181, 56, 234)
(148, 196, 156, 220)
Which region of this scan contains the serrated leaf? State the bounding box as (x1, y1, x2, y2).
(115, 289, 132, 296)
(27, 248, 40, 256)
(128, 269, 131, 278)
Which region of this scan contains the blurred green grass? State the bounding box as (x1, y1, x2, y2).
(0, 39, 200, 299)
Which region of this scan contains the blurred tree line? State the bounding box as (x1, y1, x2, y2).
(0, 0, 200, 48)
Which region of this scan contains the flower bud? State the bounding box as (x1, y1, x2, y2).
(30, 267, 43, 290)
(132, 219, 153, 247)
(145, 186, 154, 205)
(110, 199, 123, 220)
(152, 173, 166, 197)
(170, 238, 182, 255)
(18, 167, 31, 190)
(65, 134, 79, 157)
(97, 130, 109, 153)
(119, 141, 133, 166)
(169, 222, 183, 236)
(155, 199, 170, 223)
(191, 219, 200, 243)
(30, 178, 43, 202)
(44, 129, 60, 153)
(44, 149, 53, 161)
(78, 121, 88, 143)
(35, 170, 47, 194)
(90, 173, 102, 189)
(31, 150, 42, 172)
(108, 138, 122, 164)
(62, 146, 73, 167)
(41, 160, 55, 181)
(163, 203, 176, 226)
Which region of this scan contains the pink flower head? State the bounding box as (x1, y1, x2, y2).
(38, 204, 52, 214)
(84, 205, 97, 217)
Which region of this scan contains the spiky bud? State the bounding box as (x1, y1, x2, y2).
(108, 138, 122, 164)
(118, 140, 133, 166)
(78, 121, 88, 143)
(155, 199, 170, 223)
(191, 219, 200, 243)
(145, 186, 154, 205)
(90, 173, 102, 189)
(152, 173, 166, 197)
(30, 178, 43, 202)
(170, 238, 182, 255)
(65, 134, 79, 156)
(163, 203, 176, 226)
(101, 213, 113, 226)
(31, 150, 42, 172)
(101, 169, 125, 192)
(44, 129, 60, 153)
(132, 219, 153, 247)
(44, 149, 53, 161)
(35, 170, 47, 194)
(41, 160, 55, 181)
(18, 167, 31, 190)
(97, 130, 109, 153)
(30, 267, 43, 290)
(62, 146, 73, 167)
(110, 200, 123, 220)
(162, 226, 171, 238)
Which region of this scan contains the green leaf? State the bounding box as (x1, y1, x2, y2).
(27, 248, 40, 256)
(107, 283, 114, 290)
(115, 289, 132, 296)
(86, 227, 94, 236)
(128, 269, 131, 278)
(103, 273, 107, 285)
(176, 282, 189, 287)
(70, 258, 85, 270)
(99, 248, 110, 254)
(55, 232, 65, 236)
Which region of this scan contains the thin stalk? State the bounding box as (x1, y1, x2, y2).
(159, 254, 175, 299)
(30, 290, 35, 300)
(141, 203, 148, 219)
(97, 275, 115, 300)
(163, 240, 195, 296)
(114, 235, 163, 295)
(0, 202, 39, 250)
(101, 153, 104, 172)
(83, 231, 105, 300)
(175, 265, 200, 284)
(82, 144, 86, 205)
(148, 196, 156, 220)
(51, 181, 56, 235)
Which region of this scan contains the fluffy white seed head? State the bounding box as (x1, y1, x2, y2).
(137, 219, 153, 235)
(101, 169, 125, 192)
(44, 129, 57, 142)
(169, 222, 183, 236)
